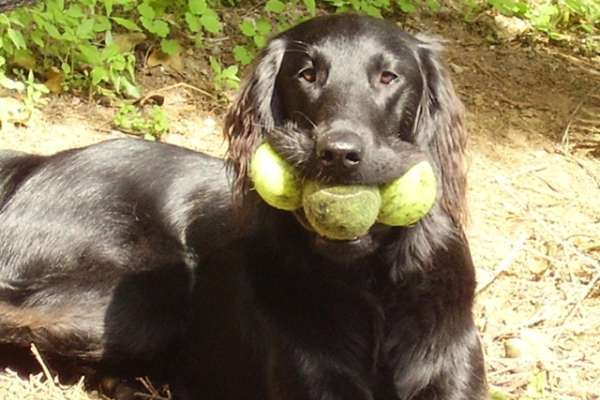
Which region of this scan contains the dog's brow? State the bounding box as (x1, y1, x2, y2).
(286, 40, 311, 54)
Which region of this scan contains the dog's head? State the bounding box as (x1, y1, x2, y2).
(225, 14, 466, 262)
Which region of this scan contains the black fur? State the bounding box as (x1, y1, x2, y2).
(1, 14, 487, 400)
(0, 140, 238, 362)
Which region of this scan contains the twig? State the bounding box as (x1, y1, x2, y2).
(555, 271, 600, 334)
(561, 89, 592, 152)
(136, 377, 172, 400)
(30, 343, 55, 387)
(511, 164, 548, 180)
(545, 49, 600, 77)
(555, 147, 600, 190)
(495, 91, 542, 110)
(476, 233, 529, 295)
(146, 82, 216, 100)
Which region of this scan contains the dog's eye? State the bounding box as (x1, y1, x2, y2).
(380, 71, 398, 85)
(299, 68, 316, 83)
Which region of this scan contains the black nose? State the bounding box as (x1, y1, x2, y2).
(317, 131, 364, 170)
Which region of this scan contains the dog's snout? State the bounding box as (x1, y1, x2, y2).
(317, 131, 364, 170)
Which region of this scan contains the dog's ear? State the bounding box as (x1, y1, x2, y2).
(224, 38, 287, 203)
(414, 36, 467, 226)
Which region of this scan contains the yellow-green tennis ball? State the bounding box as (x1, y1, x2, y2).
(377, 160, 437, 226)
(249, 142, 302, 211)
(302, 181, 381, 240)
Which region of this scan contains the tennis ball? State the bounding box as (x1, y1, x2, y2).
(377, 160, 437, 226)
(302, 181, 381, 240)
(249, 142, 302, 211)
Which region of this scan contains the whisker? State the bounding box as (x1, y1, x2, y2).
(292, 111, 317, 130)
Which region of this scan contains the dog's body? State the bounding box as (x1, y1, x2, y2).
(0, 139, 238, 363)
(1, 14, 487, 400)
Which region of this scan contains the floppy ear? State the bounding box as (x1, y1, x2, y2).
(224, 38, 287, 203)
(414, 35, 468, 226)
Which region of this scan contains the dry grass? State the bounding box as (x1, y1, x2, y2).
(0, 345, 102, 400)
(0, 370, 98, 400)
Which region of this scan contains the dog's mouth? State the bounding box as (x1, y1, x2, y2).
(294, 210, 389, 263)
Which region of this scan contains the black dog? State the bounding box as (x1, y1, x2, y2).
(1, 14, 487, 400)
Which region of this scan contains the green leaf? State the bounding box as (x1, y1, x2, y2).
(62, 28, 78, 42)
(200, 13, 221, 33)
(303, 0, 316, 15)
(94, 16, 112, 32)
(141, 17, 170, 37)
(47, 0, 65, 12)
(222, 65, 239, 79)
(137, 3, 156, 20)
(112, 17, 142, 32)
(44, 22, 62, 40)
(153, 20, 170, 37)
(188, 0, 208, 15)
(256, 18, 272, 35)
(193, 33, 204, 48)
(102, 43, 121, 60)
(265, 0, 286, 13)
(185, 12, 202, 32)
(426, 0, 441, 12)
(140, 16, 154, 32)
(397, 0, 417, 13)
(363, 5, 383, 17)
(233, 45, 253, 65)
(79, 44, 100, 64)
(222, 65, 240, 89)
(254, 34, 267, 48)
(110, 56, 127, 72)
(77, 19, 96, 39)
(161, 39, 180, 55)
(120, 77, 141, 99)
(61, 62, 71, 75)
(7, 28, 26, 50)
(65, 5, 85, 18)
(239, 20, 256, 37)
(209, 56, 221, 73)
(104, 0, 114, 16)
(31, 31, 44, 47)
(91, 66, 109, 85)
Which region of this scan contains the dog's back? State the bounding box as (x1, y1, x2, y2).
(0, 150, 44, 210)
(0, 139, 237, 361)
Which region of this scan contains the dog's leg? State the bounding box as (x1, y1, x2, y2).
(0, 259, 192, 361)
(267, 347, 375, 400)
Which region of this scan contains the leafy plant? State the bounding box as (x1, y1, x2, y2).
(234, 17, 272, 66)
(0, 0, 597, 106)
(113, 103, 170, 139)
(209, 55, 239, 91)
(22, 68, 49, 109)
(0, 0, 227, 97)
(522, 369, 550, 400)
(323, 0, 391, 16)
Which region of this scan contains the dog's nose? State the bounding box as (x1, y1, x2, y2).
(317, 131, 364, 170)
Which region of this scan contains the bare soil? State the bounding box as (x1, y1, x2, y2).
(0, 14, 598, 400)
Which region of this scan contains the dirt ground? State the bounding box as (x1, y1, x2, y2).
(0, 14, 598, 400)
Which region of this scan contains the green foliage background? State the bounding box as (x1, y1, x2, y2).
(0, 0, 597, 101)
